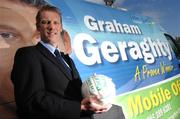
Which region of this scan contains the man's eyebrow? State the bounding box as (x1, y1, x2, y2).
(0, 25, 20, 34)
(22, 0, 50, 7)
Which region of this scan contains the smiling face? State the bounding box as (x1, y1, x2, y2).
(0, 0, 39, 103)
(37, 11, 62, 47)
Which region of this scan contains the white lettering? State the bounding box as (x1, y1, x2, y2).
(73, 33, 101, 65)
(73, 33, 173, 65)
(101, 41, 119, 63)
(84, 15, 142, 35)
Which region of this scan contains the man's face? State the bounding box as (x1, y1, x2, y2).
(0, 0, 39, 103)
(38, 11, 62, 47)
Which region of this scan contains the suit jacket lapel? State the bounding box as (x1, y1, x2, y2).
(67, 56, 81, 81)
(62, 53, 82, 83)
(35, 43, 72, 80)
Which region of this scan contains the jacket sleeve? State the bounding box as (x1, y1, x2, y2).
(11, 48, 81, 119)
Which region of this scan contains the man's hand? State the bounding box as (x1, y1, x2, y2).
(81, 95, 112, 113)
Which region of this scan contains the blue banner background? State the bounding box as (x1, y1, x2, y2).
(48, 0, 180, 95)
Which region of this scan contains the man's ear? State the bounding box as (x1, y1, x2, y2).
(62, 30, 72, 54)
(61, 29, 64, 36)
(36, 23, 40, 31)
(32, 31, 40, 45)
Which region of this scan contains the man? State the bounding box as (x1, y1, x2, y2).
(11, 5, 109, 119)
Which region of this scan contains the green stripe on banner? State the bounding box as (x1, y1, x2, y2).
(114, 76, 180, 119)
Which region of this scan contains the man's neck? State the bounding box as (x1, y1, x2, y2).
(41, 39, 58, 48)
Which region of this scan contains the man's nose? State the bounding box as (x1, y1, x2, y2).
(48, 23, 56, 30)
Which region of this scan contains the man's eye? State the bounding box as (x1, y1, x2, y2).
(41, 20, 60, 25)
(41, 20, 47, 24)
(41, 20, 51, 25)
(54, 21, 60, 25)
(0, 32, 15, 39)
(1, 33, 11, 38)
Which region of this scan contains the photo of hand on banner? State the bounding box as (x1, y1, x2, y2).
(82, 73, 116, 110)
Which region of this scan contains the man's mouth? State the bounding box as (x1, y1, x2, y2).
(47, 32, 57, 35)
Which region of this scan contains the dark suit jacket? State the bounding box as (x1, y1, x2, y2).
(11, 43, 84, 119)
(11, 43, 125, 119)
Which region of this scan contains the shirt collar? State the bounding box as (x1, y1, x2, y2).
(40, 41, 59, 55)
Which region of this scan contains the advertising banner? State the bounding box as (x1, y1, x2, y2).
(48, 0, 180, 118)
(0, 0, 179, 118)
